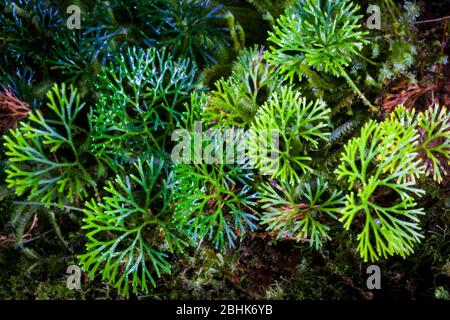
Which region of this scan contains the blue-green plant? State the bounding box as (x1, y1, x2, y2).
(0, 0, 64, 66)
(89, 47, 197, 168)
(140, 0, 239, 66)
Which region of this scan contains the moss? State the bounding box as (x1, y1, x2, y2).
(0, 0, 449, 300)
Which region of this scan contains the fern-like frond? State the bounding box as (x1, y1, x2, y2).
(336, 119, 426, 262)
(89, 47, 198, 168)
(248, 86, 331, 185)
(259, 178, 344, 250)
(265, 0, 375, 109)
(4, 83, 96, 207)
(170, 129, 259, 250)
(79, 158, 188, 297)
(203, 46, 277, 128)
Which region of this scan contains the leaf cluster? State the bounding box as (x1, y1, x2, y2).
(248, 86, 331, 185)
(89, 47, 197, 169)
(170, 129, 259, 250)
(79, 159, 188, 297)
(335, 118, 426, 261)
(259, 178, 344, 250)
(4, 84, 96, 207)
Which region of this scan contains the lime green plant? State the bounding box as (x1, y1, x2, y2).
(4, 84, 96, 207)
(335, 119, 426, 262)
(79, 159, 188, 297)
(248, 86, 331, 185)
(391, 105, 450, 183)
(265, 0, 376, 109)
(203, 46, 276, 128)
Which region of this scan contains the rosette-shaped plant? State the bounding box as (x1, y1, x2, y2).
(248, 86, 331, 185)
(416, 106, 450, 183)
(335, 119, 426, 262)
(203, 46, 277, 128)
(259, 178, 345, 250)
(4, 84, 96, 207)
(265, 0, 375, 109)
(79, 159, 188, 297)
(141, 0, 237, 67)
(89, 47, 197, 168)
(390, 105, 450, 183)
(170, 128, 259, 250)
(0, 0, 64, 68)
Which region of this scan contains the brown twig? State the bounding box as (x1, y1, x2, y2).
(414, 16, 450, 24)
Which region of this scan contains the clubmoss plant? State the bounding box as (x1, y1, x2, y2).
(390, 105, 450, 183)
(335, 118, 426, 262)
(265, 0, 376, 110)
(170, 129, 259, 250)
(4, 84, 97, 207)
(89, 47, 197, 169)
(79, 159, 188, 297)
(203, 46, 277, 128)
(248, 86, 331, 185)
(259, 178, 345, 250)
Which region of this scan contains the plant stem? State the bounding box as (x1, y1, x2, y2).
(354, 52, 378, 66)
(414, 16, 450, 24)
(9, 201, 84, 212)
(48, 210, 73, 253)
(339, 67, 378, 112)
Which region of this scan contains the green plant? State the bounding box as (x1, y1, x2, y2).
(0, 0, 64, 69)
(391, 105, 450, 183)
(416, 106, 450, 183)
(335, 118, 426, 262)
(265, 0, 376, 109)
(244, 0, 295, 25)
(377, 40, 416, 83)
(177, 91, 208, 132)
(259, 178, 345, 250)
(248, 86, 331, 185)
(4, 83, 96, 207)
(48, 31, 102, 93)
(170, 129, 259, 250)
(1, 0, 448, 301)
(203, 46, 276, 128)
(89, 46, 197, 168)
(79, 158, 188, 297)
(0, 67, 38, 108)
(140, 0, 239, 67)
(374, 1, 421, 84)
(435, 286, 450, 300)
(83, 0, 244, 68)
